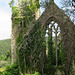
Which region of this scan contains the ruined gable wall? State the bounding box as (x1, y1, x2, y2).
(36, 2, 75, 74)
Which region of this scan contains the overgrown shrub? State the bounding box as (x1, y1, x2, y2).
(26, 72, 40, 75)
(0, 64, 19, 75)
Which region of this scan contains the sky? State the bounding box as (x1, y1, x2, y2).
(0, 0, 12, 40)
(0, 0, 61, 40)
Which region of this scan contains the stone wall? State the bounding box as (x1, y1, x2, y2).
(11, 22, 18, 64)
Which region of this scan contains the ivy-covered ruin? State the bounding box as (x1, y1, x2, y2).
(11, 0, 75, 75)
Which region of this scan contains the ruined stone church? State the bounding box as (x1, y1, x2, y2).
(11, 0, 75, 75)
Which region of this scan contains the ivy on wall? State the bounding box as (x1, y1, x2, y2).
(17, 22, 46, 74)
(10, 0, 69, 75)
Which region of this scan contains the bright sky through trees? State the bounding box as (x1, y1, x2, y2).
(0, 0, 61, 40)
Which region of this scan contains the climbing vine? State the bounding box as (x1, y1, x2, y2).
(17, 22, 46, 74)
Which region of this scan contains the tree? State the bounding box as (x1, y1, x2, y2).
(9, 0, 20, 17)
(40, 0, 54, 9)
(61, 0, 75, 24)
(9, 0, 14, 8)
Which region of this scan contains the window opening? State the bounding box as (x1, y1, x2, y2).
(45, 21, 61, 67)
